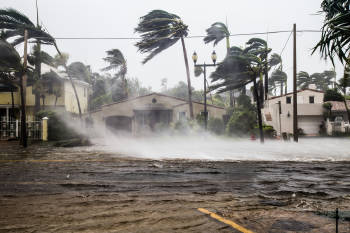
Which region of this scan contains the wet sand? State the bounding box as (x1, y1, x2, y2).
(0, 142, 349, 232)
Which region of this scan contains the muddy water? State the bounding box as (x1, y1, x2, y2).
(0, 142, 350, 232)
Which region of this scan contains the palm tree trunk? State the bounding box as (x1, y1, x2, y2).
(253, 78, 264, 143)
(180, 36, 194, 119)
(34, 41, 41, 114)
(264, 63, 268, 100)
(225, 35, 234, 107)
(55, 96, 58, 106)
(54, 43, 82, 119)
(20, 30, 28, 148)
(280, 82, 283, 96)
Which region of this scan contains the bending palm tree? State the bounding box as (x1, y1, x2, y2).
(0, 8, 83, 119)
(102, 49, 128, 100)
(204, 22, 235, 106)
(135, 10, 194, 119)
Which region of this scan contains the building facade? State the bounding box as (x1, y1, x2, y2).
(88, 93, 226, 134)
(0, 64, 90, 122)
(262, 89, 324, 136)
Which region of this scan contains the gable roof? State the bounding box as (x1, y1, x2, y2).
(102, 92, 225, 109)
(268, 89, 324, 100)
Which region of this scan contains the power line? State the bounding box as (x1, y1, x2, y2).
(34, 29, 321, 40)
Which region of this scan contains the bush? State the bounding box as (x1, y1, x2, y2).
(254, 124, 276, 138)
(324, 89, 344, 101)
(226, 109, 256, 136)
(208, 118, 225, 135)
(36, 110, 80, 141)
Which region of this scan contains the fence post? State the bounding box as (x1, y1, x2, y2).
(42, 117, 48, 141)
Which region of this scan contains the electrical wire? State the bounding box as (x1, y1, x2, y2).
(33, 29, 321, 40)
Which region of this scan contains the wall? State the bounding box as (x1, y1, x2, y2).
(263, 90, 325, 135)
(173, 103, 226, 121)
(64, 80, 89, 114)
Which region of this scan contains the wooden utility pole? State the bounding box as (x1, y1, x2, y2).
(293, 24, 298, 142)
(20, 29, 28, 147)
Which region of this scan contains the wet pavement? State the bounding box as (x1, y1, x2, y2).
(0, 142, 350, 232)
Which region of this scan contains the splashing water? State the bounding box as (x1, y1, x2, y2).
(90, 134, 350, 161)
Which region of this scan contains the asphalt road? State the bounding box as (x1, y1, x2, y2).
(0, 142, 349, 232)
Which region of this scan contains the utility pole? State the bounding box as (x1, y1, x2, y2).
(20, 29, 28, 147)
(293, 24, 298, 142)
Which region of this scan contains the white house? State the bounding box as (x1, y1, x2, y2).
(262, 89, 325, 136)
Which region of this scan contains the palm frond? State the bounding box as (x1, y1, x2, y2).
(134, 9, 188, 64)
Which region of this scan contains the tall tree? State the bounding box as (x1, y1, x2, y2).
(204, 22, 235, 106)
(101, 49, 128, 100)
(313, 0, 350, 65)
(135, 10, 194, 119)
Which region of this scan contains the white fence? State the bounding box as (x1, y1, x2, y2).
(0, 120, 42, 140)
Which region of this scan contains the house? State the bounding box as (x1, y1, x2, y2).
(88, 93, 226, 134)
(0, 64, 90, 122)
(262, 89, 324, 136)
(324, 100, 350, 134)
(0, 64, 90, 140)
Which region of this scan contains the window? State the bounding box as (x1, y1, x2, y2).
(179, 112, 186, 121)
(309, 96, 315, 104)
(286, 96, 291, 104)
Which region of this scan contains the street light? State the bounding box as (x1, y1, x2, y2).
(192, 50, 218, 130)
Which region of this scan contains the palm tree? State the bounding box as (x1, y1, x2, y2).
(0, 8, 83, 119)
(313, 0, 350, 65)
(204, 22, 236, 107)
(210, 44, 265, 142)
(298, 70, 335, 91)
(28, 44, 55, 112)
(270, 69, 287, 96)
(0, 39, 29, 146)
(102, 49, 128, 100)
(135, 10, 194, 119)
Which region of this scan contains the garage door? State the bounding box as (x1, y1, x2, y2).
(105, 116, 132, 133)
(298, 116, 323, 135)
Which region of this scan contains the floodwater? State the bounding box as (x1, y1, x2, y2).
(0, 139, 350, 232)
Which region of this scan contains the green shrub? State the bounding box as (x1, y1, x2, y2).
(36, 110, 80, 141)
(208, 118, 225, 135)
(226, 109, 256, 136)
(254, 124, 276, 138)
(324, 89, 344, 101)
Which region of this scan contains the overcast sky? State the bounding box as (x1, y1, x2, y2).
(1, 0, 344, 92)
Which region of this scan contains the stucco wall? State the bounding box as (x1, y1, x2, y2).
(263, 90, 325, 135)
(64, 80, 89, 114)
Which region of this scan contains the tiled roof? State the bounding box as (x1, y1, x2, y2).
(326, 101, 350, 112)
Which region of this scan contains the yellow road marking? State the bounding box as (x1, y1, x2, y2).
(198, 208, 254, 233)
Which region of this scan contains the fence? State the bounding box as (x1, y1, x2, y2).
(0, 120, 42, 141)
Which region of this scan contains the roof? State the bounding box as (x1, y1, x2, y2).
(326, 100, 350, 112)
(101, 92, 225, 110)
(268, 89, 324, 100)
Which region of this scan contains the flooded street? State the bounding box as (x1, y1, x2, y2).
(0, 141, 350, 232)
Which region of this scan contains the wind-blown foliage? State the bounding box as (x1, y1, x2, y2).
(134, 10, 188, 64)
(135, 9, 194, 118)
(270, 69, 287, 95)
(204, 22, 230, 48)
(297, 70, 336, 90)
(0, 8, 55, 46)
(313, 0, 350, 64)
(102, 49, 128, 99)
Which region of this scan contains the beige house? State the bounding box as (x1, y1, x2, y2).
(0, 64, 90, 122)
(262, 89, 324, 136)
(88, 93, 226, 134)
